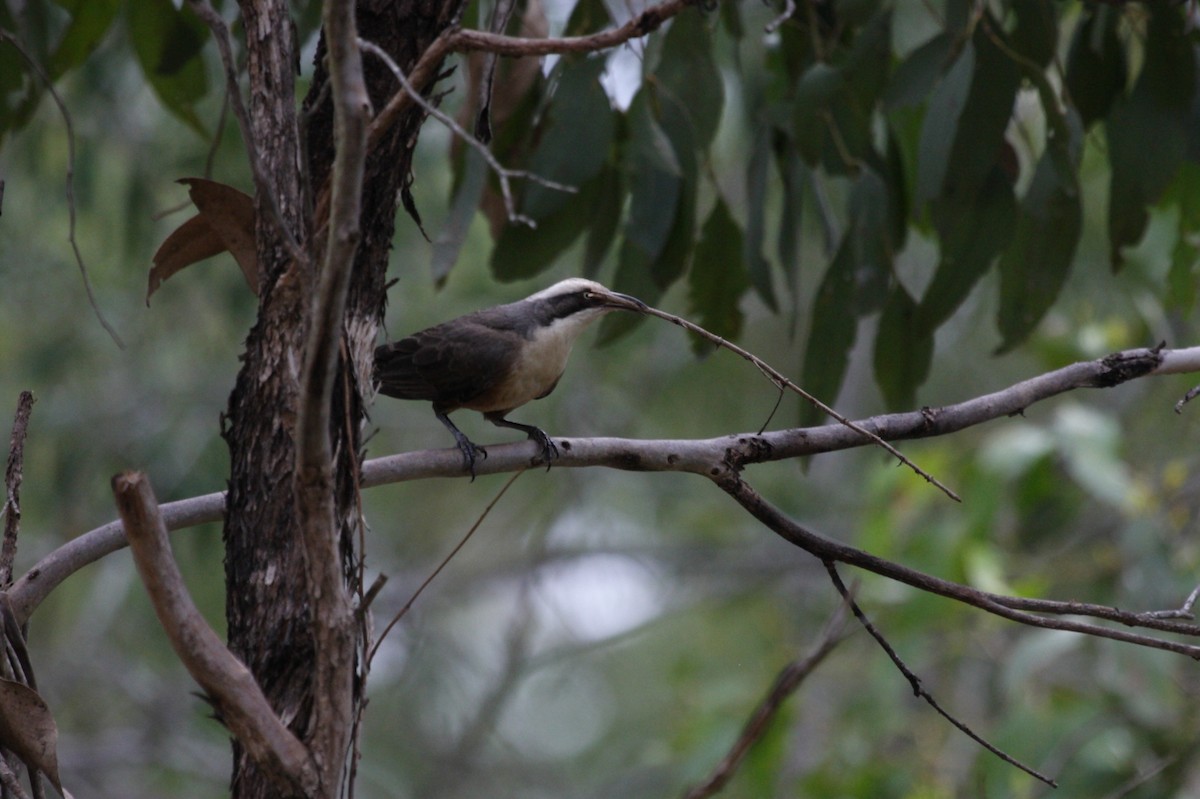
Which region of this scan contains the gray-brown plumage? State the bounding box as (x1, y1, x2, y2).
(374, 278, 646, 477)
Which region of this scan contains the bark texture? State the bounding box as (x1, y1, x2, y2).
(222, 1, 465, 795)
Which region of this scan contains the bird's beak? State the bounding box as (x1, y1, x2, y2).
(599, 289, 648, 313)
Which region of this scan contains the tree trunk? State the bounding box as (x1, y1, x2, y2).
(221, 2, 465, 795)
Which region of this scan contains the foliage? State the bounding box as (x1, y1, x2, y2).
(1, 0, 1200, 797)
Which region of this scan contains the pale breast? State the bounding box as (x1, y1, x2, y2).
(461, 324, 577, 413)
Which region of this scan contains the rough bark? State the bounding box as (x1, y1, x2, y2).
(221, 1, 464, 795)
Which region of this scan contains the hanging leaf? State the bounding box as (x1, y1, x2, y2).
(0, 679, 63, 793)
(491, 171, 603, 281)
(745, 126, 778, 311)
(519, 56, 613, 221)
(148, 179, 258, 302)
(618, 89, 682, 275)
(431, 148, 488, 286)
(126, 0, 209, 135)
(883, 32, 956, 112)
(48, 0, 120, 79)
(1106, 6, 1195, 267)
(582, 162, 623, 278)
(920, 165, 1016, 329)
(649, 86, 699, 290)
(800, 240, 856, 428)
(874, 284, 932, 411)
(996, 113, 1084, 353)
(689, 197, 750, 354)
(656, 8, 724, 149)
(915, 41, 975, 204)
(1064, 6, 1124, 129)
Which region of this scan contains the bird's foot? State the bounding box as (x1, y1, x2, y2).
(526, 427, 558, 471)
(454, 437, 487, 481)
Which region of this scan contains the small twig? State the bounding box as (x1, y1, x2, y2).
(451, 0, 693, 56)
(2, 392, 34, 586)
(764, 0, 796, 34)
(182, 0, 306, 265)
(359, 38, 576, 229)
(823, 561, 1057, 788)
(683, 594, 852, 799)
(1147, 584, 1200, 620)
(637, 303, 961, 501)
(1174, 384, 1200, 413)
(367, 469, 525, 665)
(0, 757, 30, 799)
(0, 29, 124, 348)
(112, 471, 319, 795)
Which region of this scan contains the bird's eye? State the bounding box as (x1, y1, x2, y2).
(583, 291, 597, 300)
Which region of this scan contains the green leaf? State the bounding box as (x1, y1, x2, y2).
(1064, 6, 1125, 129)
(432, 149, 488, 286)
(125, 0, 209, 134)
(491, 170, 604, 281)
(582, 162, 623, 278)
(846, 169, 893, 315)
(651, 88, 699, 289)
(1106, 6, 1195, 267)
(520, 56, 613, 220)
(564, 0, 612, 36)
(918, 18, 1022, 210)
(656, 8, 724, 148)
(745, 126, 778, 311)
(48, 0, 119, 78)
(800, 241, 857, 428)
(621, 89, 681, 265)
(874, 284, 932, 411)
(689, 198, 750, 354)
(774, 136, 808, 299)
(921, 165, 1016, 329)
(1009, 0, 1058, 69)
(996, 113, 1084, 353)
(883, 32, 955, 111)
(915, 41, 974, 203)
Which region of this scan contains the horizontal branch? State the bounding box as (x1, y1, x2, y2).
(450, 0, 692, 57)
(10, 346, 1200, 630)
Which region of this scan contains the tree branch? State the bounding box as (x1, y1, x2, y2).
(450, 0, 694, 57)
(682, 597, 851, 799)
(13, 346, 1200, 642)
(293, 0, 367, 788)
(111, 471, 318, 795)
(2, 392, 34, 587)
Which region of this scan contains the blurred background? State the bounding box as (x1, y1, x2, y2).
(3, 1, 1200, 797)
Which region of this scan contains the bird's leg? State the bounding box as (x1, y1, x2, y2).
(436, 410, 487, 480)
(484, 412, 558, 469)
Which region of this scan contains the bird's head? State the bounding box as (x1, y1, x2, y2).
(524, 278, 647, 328)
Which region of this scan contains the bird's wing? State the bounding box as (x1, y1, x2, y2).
(374, 317, 517, 408)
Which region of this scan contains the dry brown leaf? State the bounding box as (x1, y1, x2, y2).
(147, 178, 258, 303)
(0, 679, 62, 793)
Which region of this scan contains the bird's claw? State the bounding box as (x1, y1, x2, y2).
(456, 440, 487, 481)
(527, 429, 558, 471)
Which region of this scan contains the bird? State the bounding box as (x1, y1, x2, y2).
(374, 278, 647, 477)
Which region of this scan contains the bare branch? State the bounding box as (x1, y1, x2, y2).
(367, 470, 525, 665)
(359, 38, 575, 229)
(683, 597, 851, 799)
(636, 304, 961, 501)
(0, 30, 123, 348)
(2, 392, 34, 586)
(293, 0, 368, 788)
(824, 562, 1056, 787)
(717, 476, 1200, 659)
(12, 346, 1200, 641)
(451, 0, 694, 57)
(111, 471, 318, 795)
